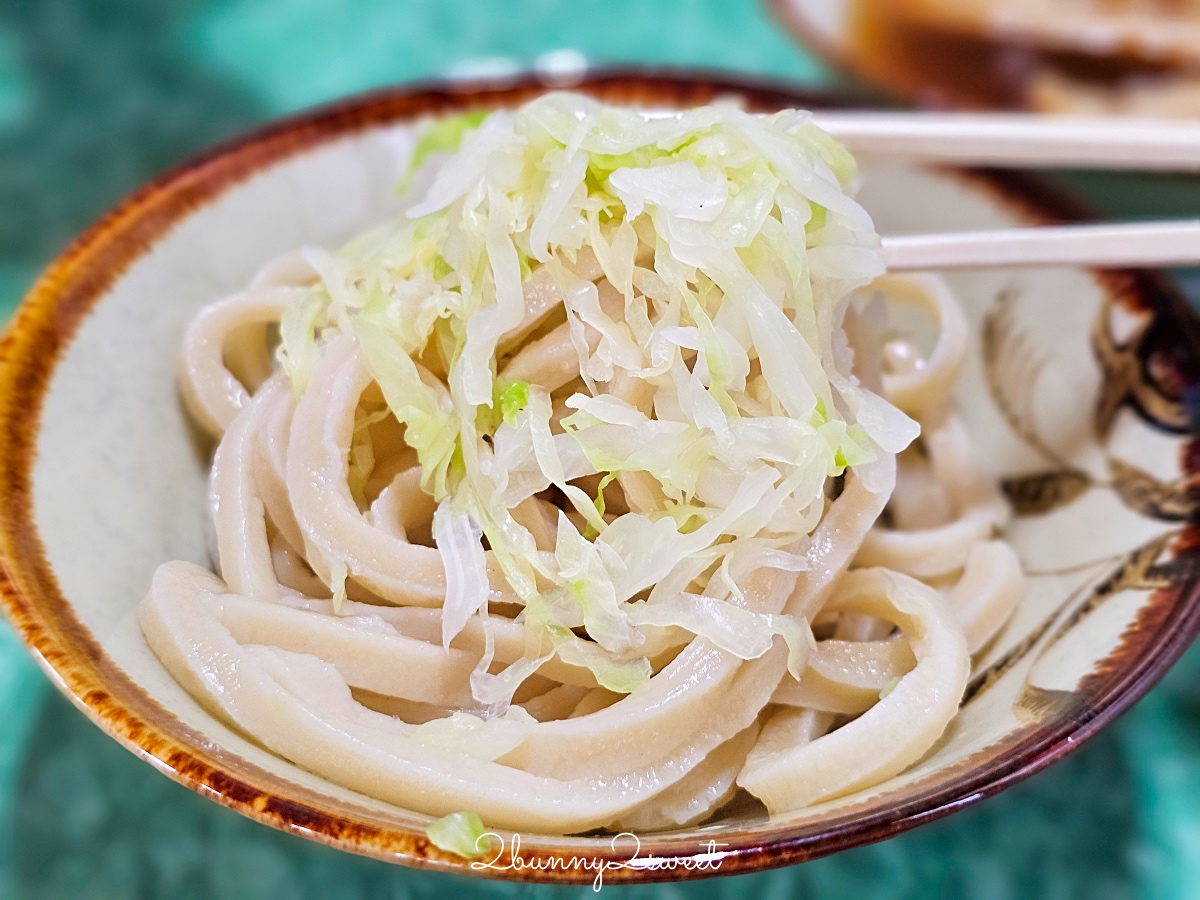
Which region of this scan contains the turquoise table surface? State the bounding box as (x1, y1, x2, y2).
(1, 2, 1198, 898)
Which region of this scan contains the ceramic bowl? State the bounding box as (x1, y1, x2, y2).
(772, 0, 1051, 111)
(0, 72, 1197, 884)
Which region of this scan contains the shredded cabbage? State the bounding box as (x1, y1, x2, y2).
(411, 706, 535, 760)
(498, 379, 531, 426)
(405, 110, 489, 186)
(425, 810, 495, 859)
(279, 92, 918, 714)
(626, 595, 812, 678)
(432, 500, 489, 649)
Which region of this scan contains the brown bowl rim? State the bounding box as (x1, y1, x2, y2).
(0, 69, 1196, 884)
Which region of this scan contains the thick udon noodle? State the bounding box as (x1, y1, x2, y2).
(141, 250, 1023, 835)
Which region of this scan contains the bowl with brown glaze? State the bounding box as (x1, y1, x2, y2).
(775, 0, 1200, 116)
(0, 71, 1196, 884)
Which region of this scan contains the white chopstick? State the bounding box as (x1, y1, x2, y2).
(881, 220, 1200, 271)
(813, 112, 1200, 171)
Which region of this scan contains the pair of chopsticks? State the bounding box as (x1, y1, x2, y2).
(811, 112, 1200, 271)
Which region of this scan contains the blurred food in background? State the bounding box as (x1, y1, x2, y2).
(775, 0, 1200, 115)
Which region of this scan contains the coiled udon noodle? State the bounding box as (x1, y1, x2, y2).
(141, 94, 1025, 842)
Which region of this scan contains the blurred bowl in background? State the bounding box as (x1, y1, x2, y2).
(775, 0, 1200, 115)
